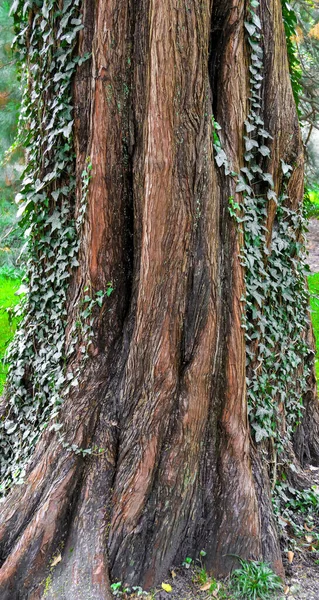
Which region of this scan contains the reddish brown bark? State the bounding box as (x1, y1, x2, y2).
(0, 0, 318, 598)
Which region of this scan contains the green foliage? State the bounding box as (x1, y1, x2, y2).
(0, 0, 24, 273)
(182, 556, 193, 569)
(273, 479, 319, 550)
(230, 560, 283, 600)
(0, 275, 21, 393)
(213, 0, 311, 451)
(0, 0, 90, 496)
(304, 185, 319, 219)
(110, 582, 148, 597)
(0, 0, 21, 163)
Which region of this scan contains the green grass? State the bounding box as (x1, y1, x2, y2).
(230, 559, 283, 600)
(305, 187, 319, 219)
(0, 275, 21, 394)
(308, 272, 319, 380)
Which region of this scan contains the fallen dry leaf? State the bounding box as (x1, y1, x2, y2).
(51, 553, 62, 567)
(305, 535, 313, 543)
(171, 570, 176, 579)
(200, 582, 212, 591)
(284, 585, 290, 595)
(161, 583, 172, 593)
(304, 523, 314, 532)
(287, 550, 294, 564)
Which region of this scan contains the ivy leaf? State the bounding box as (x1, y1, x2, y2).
(249, 40, 263, 57)
(281, 159, 293, 176)
(49, 423, 63, 432)
(241, 167, 254, 182)
(262, 173, 274, 187)
(62, 120, 73, 138)
(258, 128, 273, 139)
(267, 190, 277, 202)
(259, 145, 270, 157)
(254, 115, 264, 126)
(47, 211, 62, 231)
(236, 181, 253, 195)
(244, 137, 259, 151)
(245, 120, 256, 133)
(215, 149, 227, 168)
(245, 22, 256, 36)
(252, 14, 261, 29)
(16, 284, 28, 296)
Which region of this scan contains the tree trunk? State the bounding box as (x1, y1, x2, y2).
(0, 0, 318, 598)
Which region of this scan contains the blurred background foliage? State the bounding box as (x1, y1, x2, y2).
(283, 1, 319, 191)
(0, 0, 23, 278)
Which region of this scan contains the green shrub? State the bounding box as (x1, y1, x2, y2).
(304, 186, 319, 219)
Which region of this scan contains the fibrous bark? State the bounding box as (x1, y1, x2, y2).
(0, 0, 318, 598)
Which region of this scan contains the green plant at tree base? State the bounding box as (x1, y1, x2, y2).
(230, 560, 283, 600)
(110, 581, 148, 597)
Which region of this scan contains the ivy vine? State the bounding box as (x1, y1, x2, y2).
(0, 0, 88, 497)
(213, 0, 311, 456)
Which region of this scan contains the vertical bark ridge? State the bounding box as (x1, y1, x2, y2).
(70, 0, 135, 358)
